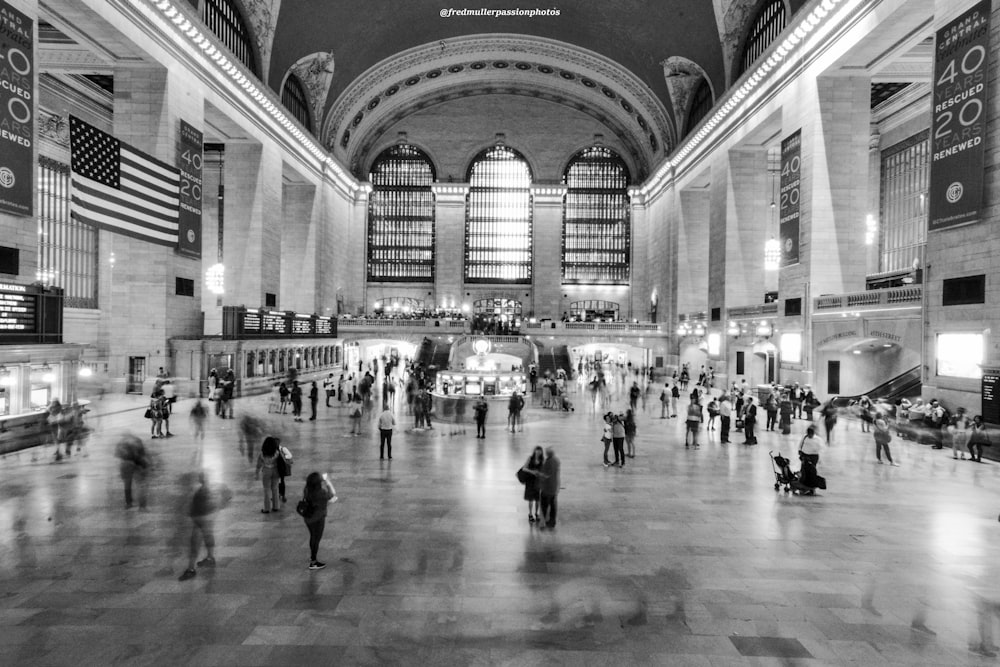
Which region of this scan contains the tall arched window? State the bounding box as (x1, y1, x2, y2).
(368, 144, 436, 282)
(465, 146, 533, 283)
(684, 78, 714, 137)
(281, 74, 311, 130)
(739, 0, 786, 77)
(562, 147, 630, 285)
(202, 0, 259, 76)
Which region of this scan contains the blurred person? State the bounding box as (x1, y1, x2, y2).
(350, 398, 363, 435)
(764, 391, 778, 431)
(323, 373, 335, 407)
(147, 390, 165, 439)
(790, 382, 803, 419)
(778, 392, 793, 435)
(454, 395, 467, 433)
(950, 406, 971, 460)
(290, 380, 303, 422)
(422, 388, 434, 430)
(820, 399, 838, 444)
(857, 395, 873, 433)
(115, 434, 150, 509)
(255, 436, 281, 513)
(873, 413, 897, 466)
(277, 440, 292, 502)
(300, 472, 338, 570)
(178, 472, 230, 581)
(190, 399, 207, 440)
(508, 391, 524, 432)
(706, 396, 719, 431)
(278, 381, 289, 414)
(162, 378, 176, 415)
(969, 415, 990, 463)
(659, 385, 668, 419)
(219, 369, 235, 418)
(802, 386, 818, 421)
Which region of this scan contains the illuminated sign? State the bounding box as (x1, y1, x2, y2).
(222, 306, 337, 340)
(0, 282, 62, 344)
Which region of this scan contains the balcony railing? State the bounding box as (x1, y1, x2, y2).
(726, 303, 779, 320)
(814, 285, 922, 312)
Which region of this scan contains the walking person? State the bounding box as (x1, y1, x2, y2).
(685, 395, 703, 448)
(873, 413, 898, 465)
(290, 381, 303, 422)
(539, 447, 561, 529)
(969, 415, 990, 462)
(309, 381, 319, 421)
(821, 399, 838, 444)
(378, 403, 395, 460)
(300, 472, 337, 570)
(115, 434, 149, 509)
(519, 446, 545, 523)
(190, 399, 207, 441)
(178, 472, 228, 581)
(742, 396, 758, 445)
(611, 414, 626, 467)
(255, 436, 282, 513)
(719, 393, 732, 444)
(474, 397, 488, 439)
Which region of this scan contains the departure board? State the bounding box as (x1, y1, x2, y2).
(983, 371, 1000, 425)
(0, 283, 35, 333)
(222, 306, 337, 340)
(0, 282, 62, 344)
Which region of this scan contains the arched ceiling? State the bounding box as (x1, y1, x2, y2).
(323, 35, 673, 179)
(268, 0, 727, 127)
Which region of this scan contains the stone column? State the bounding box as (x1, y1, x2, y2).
(431, 184, 469, 310)
(107, 64, 204, 386)
(677, 187, 710, 316)
(530, 185, 567, 319)
(628, 189, 649, 321)
(723, 147, 770, 308)
(280, 182, 318, 312)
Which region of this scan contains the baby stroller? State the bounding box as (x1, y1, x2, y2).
(770, 451, 796, 492)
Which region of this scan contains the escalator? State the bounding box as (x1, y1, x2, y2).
(830, 366, 921, 407)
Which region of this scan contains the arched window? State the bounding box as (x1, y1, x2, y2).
(202, 0, 259, 76)
(368, 144, 436, 282)
(684, 78, 714, 137)
(281, 74, 311, 130)
(562, 146, 630, 285)
(465, 146, 533, 283)
(739, 0, 786, 77)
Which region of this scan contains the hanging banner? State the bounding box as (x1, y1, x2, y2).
(176, 120, 203, 258)
(0, 0, 34, 217)
(779, 130, 801, 266)
(928, 0, 991, 232)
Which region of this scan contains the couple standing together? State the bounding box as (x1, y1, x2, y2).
(519, 446, 561, 528)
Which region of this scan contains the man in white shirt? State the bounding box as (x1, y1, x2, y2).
(719, 395, 732, 443)
(377, 404, 396, 460)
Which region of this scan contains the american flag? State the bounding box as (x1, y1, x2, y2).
(69, 116, 180, 247)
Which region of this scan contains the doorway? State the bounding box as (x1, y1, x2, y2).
(126, 357, 145, 394)
(827, 360, 840, 395)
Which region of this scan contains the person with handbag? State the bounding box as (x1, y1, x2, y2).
(969, 415, 990, 463)
(255, 436, 281, 513)
(299, 472, 337, 570)
(518, 446, 545, 523)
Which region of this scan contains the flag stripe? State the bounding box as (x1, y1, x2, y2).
(71, 209, 178, 246)
(119, 178, 179, 211)
(121, 150, 180, 189)
(72, 177, 179, 231)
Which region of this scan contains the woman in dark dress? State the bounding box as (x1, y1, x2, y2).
(520, 446, 545, 523)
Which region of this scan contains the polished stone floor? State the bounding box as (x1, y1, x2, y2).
(2, 388, 1000, 666)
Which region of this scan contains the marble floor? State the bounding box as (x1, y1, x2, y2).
(2, 390, 1000, 666)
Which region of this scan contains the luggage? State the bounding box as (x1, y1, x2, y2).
(735, 418, 744, 429)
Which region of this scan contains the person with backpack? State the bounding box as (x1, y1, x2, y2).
(299, 472, 337, 570)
